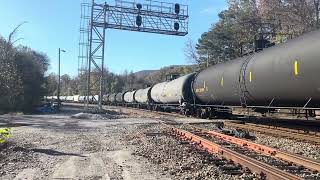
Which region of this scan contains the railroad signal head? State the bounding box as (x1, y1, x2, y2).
(174, 22, 180, 31)
(175, 3, 180, 14)
(136, 15, 142, 27)
(136, 3, 142, 10)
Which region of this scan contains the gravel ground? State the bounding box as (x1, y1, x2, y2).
(0, 105, 168, 179)
(195, 123, 320, 161)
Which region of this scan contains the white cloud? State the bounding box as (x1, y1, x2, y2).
(201, 6, 227, 15)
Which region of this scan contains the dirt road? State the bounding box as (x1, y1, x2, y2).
(0, 105, 170, 180)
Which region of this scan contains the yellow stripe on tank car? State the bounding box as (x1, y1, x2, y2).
(220, 77, 224, 87)
(294, 60, 299, 76)
(249, 71, 252, 82)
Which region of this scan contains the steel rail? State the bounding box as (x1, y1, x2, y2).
(224, 122, 320, 144)
(189, 125, 320, 172)
(172, 127, 302, 180)
(246, 122, 320, 136)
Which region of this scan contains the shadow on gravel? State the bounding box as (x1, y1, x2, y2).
(10, 146, 86, 157)
(0, 122, 32, 128)
(31, 148, 87, 157)
(0, 116, 95, 133)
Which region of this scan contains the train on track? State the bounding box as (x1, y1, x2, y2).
(46, 30, 320, 118)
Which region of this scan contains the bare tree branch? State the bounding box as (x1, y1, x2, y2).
(8, 21, 28, 44)
(184, 39, 200, 64)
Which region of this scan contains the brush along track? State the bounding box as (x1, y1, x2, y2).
(224, 122, 320, 145)
(171, 125, 320, 180)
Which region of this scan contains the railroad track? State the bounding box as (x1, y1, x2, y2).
(169, 125, 320, 180)
(224, 122, 320, 145)
(139, 108, 320, 145)
(69, 103, 320, 145)
(134, 107, 320, 145)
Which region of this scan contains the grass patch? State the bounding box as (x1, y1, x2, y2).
(0, 128, 11, 143)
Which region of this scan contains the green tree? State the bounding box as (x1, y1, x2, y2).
(195, 0, 262, 68)
(14, 47, 49, 111)
(0, 23, 49, 112)
(258, 0, 320, 36)
(0, 37, 22, 111)
(45, 73, 58, 96)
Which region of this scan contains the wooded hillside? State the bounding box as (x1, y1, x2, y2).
(46, 64, 196, 96)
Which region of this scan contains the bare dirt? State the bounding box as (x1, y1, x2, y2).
(0, 105, 169, 180)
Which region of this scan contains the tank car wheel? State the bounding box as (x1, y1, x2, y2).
(201, 109, 209, 119)
(184, 109, 191, 116)
(196, 109, 202, 118)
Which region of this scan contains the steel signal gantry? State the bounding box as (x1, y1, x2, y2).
(79, 0, 189, 111)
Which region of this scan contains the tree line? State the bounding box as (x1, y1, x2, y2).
(0, 25, 49, 113)
(185, 0, 320, 68)
(46, 65, 195, 96)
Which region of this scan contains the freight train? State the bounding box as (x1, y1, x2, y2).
(46, 30, 320, 118)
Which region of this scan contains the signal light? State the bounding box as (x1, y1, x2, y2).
(136, 15, 142, 27)
(175, 3, 180, 14)
(174, 22, 180, 31)
(136, 3, 142, 10)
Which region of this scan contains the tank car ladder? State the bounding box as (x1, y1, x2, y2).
(239, 55, 254, 108)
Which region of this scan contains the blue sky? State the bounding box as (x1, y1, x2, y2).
(0, 0, 227, 77)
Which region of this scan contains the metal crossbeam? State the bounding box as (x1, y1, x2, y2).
(79, 0, 189, 111)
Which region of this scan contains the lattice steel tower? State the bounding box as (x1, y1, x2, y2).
(79, 0, 189, 111)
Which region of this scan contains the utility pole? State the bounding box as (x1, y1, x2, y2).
(57, 48, 66, 110)
(207, 49, 209, 68)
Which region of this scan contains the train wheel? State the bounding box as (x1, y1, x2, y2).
(196, 109, 201, 118)
(180, 109, 184, 115)
(184, 110, 189, 116)
(201, 109, 209, 119)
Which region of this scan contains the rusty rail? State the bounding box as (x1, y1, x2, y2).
(190, 125, 320, 172)
(224, 122, 320, 144)
(172, 127, 302, 180)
